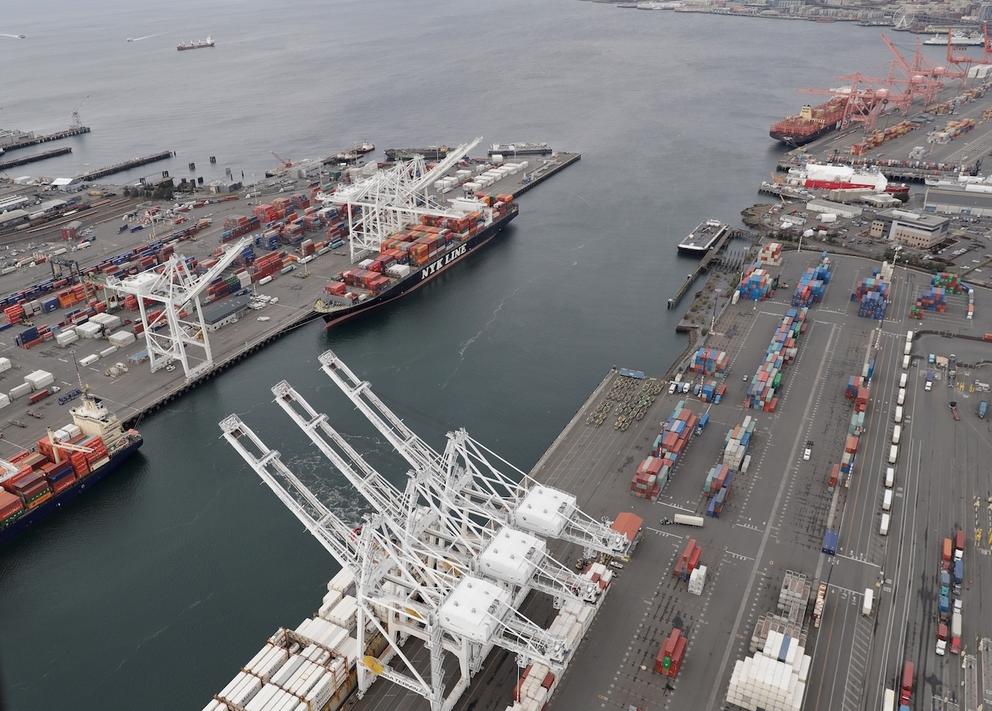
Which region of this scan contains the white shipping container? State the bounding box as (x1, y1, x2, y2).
(79, 354, 99, 366)
(327, 567, 355, 594)
(0, 357, 10, 373)
(108, 331, 136, 347)
(99, 345, 119, 358)
(220, 672, 263, 706)
(0, 393, 9, 409)
(55, 330, 78, 346)
(386, 264, 411, 278)
(9, 382, 33, 399)
(75, 321, 103, 338)
(259, 275, 273, 286)
(336, 636, 359, 662)
(326, 595, 358, 632)
(24, 369, 55, 390)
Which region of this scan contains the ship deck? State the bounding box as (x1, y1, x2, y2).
(678, 220, 726, 251)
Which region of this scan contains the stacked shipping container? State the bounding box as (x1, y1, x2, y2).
(851, 273, 889, 319)
(689, 347, 729, 375)
(726, 630, 811, 711)
(791, 259, 831, 308)
(744, 308, 808, 411)
(632, 402, 699, 500)
(737, 266, 773, 301)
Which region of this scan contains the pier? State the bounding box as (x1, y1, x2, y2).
(0, 125, 91, 152)
(0, 147, 72, 171)
(0, 144, 581, 453)
(77, 151, 175, 181)
(666, 226, 741, 310)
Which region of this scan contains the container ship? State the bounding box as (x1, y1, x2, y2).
(488, 142, 552, 156)
(177, 36, 214, 51)
(786, 163, 910, 200)
(325, 142, 375, 164)
(384, 146, 448, 161)
(0, 391, 143, 542)
(315, 199, 518, 328)
(769, 97, 848, 146)
(677, 219, 728, 256)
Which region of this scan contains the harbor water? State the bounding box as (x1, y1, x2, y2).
(0, 1, 920, 708)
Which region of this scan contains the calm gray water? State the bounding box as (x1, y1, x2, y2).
(0, 2, 931, 709)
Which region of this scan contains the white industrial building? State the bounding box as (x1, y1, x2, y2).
(924, 183, 992, 218)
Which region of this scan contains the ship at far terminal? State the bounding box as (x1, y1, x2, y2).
(769, 97, 847, 146)
(488, 142, 553, 156)
(677, 219, 728, 256)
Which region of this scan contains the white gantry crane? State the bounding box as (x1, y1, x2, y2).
(220, 414, 569, 711)
(104, 237, 251, 380)
(269, 380, 600, 605)
(317, 350, 630, 558)
(328, 137, 485, 262)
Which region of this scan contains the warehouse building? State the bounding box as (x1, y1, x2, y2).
(0, 209, 29, 231)
(805, 198, 863, 220)
(203, 294, 252, 332)
(924, 184, 992, 217)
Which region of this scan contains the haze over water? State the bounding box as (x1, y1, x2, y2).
(0, 2, 938, 708)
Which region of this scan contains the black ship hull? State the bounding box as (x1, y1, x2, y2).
(0, 437, 144, 543)
(769, 123, 837, 147)
(321, 208, 517, 329)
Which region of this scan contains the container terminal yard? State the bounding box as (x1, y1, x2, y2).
(201, 237, 992, 711)
(0, 141, 579, 538)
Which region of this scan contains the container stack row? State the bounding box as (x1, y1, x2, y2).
(503, 576, 603, 711)
(695, 380, 726, 403)
(791, 259, 831, 308)
(654, 628, 687, 677)
(757, 242, 783, 266)
(851, 273, 889, 320)
(726, 630, 811, 711)
(931, 271, 966, 294)
(703, 465, 733, 517)
(632, 402, 698, 499)
(723, 416, 756, 470)
(737, 265, 773, 302)
(689, 347, 729, 375)
(744, 308, 808, 412)
(915, 286, 946, 312)
(673, 538, 702, 581)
